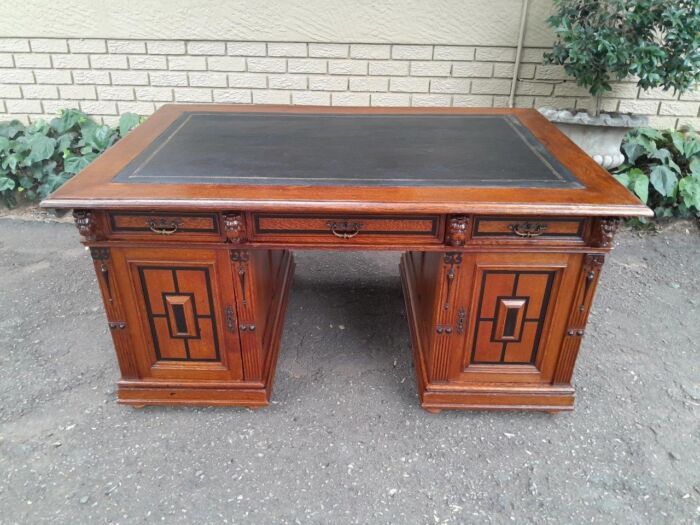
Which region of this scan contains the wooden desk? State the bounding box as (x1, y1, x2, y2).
(42, 105, 651, 412)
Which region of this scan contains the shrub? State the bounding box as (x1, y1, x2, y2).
(0, 109, 142, 207)
(545, 0, 700, 115)
(614, 127, 700, 219)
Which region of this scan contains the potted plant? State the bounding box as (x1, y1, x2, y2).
(539, 0, 700, 169)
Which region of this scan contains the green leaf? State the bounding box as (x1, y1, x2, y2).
(650, 165, 678, 197)
(118, 113, 141, 137)
(678, 176, 700, 211)
(613, 173, 630, 187)
(0, 120, 26, 139)
(64, 154, 95, 174)
(24, 134, 56, 164)
(0, 176, 16, 192)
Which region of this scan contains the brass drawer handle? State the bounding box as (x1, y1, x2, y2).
(509, 222, 548, 238)
(327, 221, 362, 239)
(147, 218, 180, 235)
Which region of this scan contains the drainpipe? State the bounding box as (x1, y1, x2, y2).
(508, 0, 530, 108)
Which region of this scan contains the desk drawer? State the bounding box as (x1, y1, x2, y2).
(107, 212, 222, 241)
(251, 213, 444, 245)
(472, 216, 587, 243)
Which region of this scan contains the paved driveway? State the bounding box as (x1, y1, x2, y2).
(0, 218, 698, 524)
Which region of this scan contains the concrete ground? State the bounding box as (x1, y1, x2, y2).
(0, 218, 698, 525)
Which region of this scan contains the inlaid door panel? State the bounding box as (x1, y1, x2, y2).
(451, 252, 581, 384)
(111, 247, 243, 381)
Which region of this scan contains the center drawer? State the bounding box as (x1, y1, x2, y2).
(250, 213, 444, 245)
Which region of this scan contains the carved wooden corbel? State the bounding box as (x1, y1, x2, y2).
(446, 215, 469, 247)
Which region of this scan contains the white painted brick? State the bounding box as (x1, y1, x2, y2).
(129, 55, 167, 70)
(349, 77, 387, 92)
(0, 39, 30, 52)
(90, 54, 128, 69)
(40, 100, 66, 114)
(0, 101, 4, 113)
(370, 93, 409, 106)
(659, 101, 700, 116)
(647, 115, 678, 129)
(149, 72, 188, 86)
(268, 43, 307, 57)
(431, 78, 470, 94)
(147, 41, 186, 55)
(252, 90, 291, 104)
(52, 54, 89, 69)
(433, 46, 475, 61)
(288, 58, 327, 74)
(309, 43, 348, 58)
(350, 44, 390, 59)
(97, 86, 135, 100)
(329, 60, 367, 75)
(309, 76, 347, 91)
(14, 54, 51, 68)
(21, 85, 58, 99)
(268, 74, 307, 90)
(618, 99, 659, 114)
(292, 91, 330, 105)
(2, 114, 30, 124)
(174, 88, 213, 102)
(68, 39, 106, 53)
(392, 45, 432, 60)
(332, 92, 370, 106)
(168, 56, 207, 71)
(213, 89, 252, 103)
(34, 70, 71, 84)
(453, 94, 494, 107)
(390, 77, 429, 93)
(575, 97, 618, 114)
(604, 83, 639, 99)
(679, 89, 700, 102)
(6, 99, 42, 113)
(521, 48, 549, 63)
(80, 100, 118, 115)
(227, 42, 266, 56)
(494, 63, 536, 79)
(678, 117, 700, 129)
(471, 78, 511, 95)
(207, 56, 246, 71)
(639, 87, 679, 100)
(535, 65, 570, 81)
(368, 61, 409, 76)
(189, 72, 228, 87)
(492, 95, 534, 108)
(0, 69, 34, 83)
(410, 61, 450, 77)
(228, 73, 267, 88)
(187, 41, 226, 55)
(0, 84, 22, 98)
(111, 71, 149, 85)
(553, 82, 591, 97)
(135, 87, 174, 101)
(247, 57, 286, 73)
(452, 62, 493, 78)
(0, 54, 13, 67)
(107, 40, 146, 54)
(101, 115, 120, 126)
(515, 81, 554, 96)
(534, 96, 578, 109)
(117, 101, 156, 115)
(59, 85, 97, 100)
(30, 39, 68, 53)
(475, 47, 516, 62)
(411, 94, 451, 107)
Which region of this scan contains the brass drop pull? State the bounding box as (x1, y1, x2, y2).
(147, 218, 180, 235)
(510, 222, 547, 238)
(327, 221, 362, 239)
(225, 305, 236, 332)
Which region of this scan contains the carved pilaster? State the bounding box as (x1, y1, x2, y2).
(223, 213, 246, 243)
(73, 210, 96, 240)
(446, 215, 469, 247)
(594, 217, 621, 248)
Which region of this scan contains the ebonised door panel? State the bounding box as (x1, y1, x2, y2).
(111, 247, 244, 381)
(450, 252, 582, 384)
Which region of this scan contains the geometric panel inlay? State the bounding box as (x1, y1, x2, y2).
(471, 270, 556, 365)
(138, 266, 220, 362)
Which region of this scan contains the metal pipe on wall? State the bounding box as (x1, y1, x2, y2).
(508, 0, 530, 108)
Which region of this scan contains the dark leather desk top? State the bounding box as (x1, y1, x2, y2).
(112, 112, 580, 189)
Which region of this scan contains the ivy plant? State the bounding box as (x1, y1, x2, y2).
(614, 127, 700, 219)
(545, 0, 700, 115)
(0, 109, 143, 207)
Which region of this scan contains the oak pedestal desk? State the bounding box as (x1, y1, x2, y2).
(42, 105, 651, 412)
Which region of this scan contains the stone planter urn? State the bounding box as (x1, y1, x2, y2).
(539, 107, 648, 170)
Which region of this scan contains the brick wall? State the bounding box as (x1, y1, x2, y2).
(1, 37, 698, 128)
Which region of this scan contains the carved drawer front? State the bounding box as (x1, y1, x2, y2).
(107, 211, 223, 241)
(472, 216, 586, 244)
(250, 213, 444, 245)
